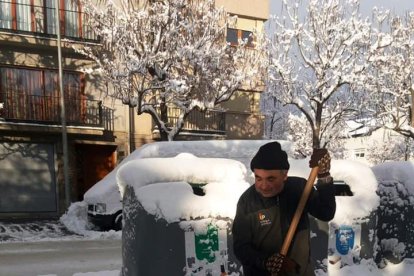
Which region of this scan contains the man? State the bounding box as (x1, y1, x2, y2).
(232, 141, 336, 275)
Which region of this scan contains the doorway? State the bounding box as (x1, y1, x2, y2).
(75, 144, 117, 201)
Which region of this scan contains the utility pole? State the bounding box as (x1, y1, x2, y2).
(55, 0, 71, 209)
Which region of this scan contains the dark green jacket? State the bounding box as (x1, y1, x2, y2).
(232, 176, 336, 276)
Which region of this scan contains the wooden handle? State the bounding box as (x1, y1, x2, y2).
(280, 166, 319, 256)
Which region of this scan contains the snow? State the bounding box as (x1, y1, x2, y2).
(84, 140, 290, 205)
(316, 258, 414, 275)
(60, 202, 121, 240)
(79, 0, 267, 141)
(3, 140, 414, 275)
(0, 202, 121, 243)
(373, 161, 414, 196)
(117, 153, 249, 223)
(330, 160, 379, 224)
(115, 140, 414, 274)
(117, 151, 379, 225)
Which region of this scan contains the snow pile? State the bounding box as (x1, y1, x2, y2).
(0, 220, 75, 243)
(134, 140, 292, 167)
(289, 158, 379, 224)
(373, 161, 414, 196)
(60, 202, 121, 240)
(316, 258, 414, 275)
(117, 153, 250, 223)
(117, 151, 380, 225)
(60, 202, 91, 232)
(84, 140, 289, 203)
(330, 160, 379, 224)
(380, 238, 406, 260)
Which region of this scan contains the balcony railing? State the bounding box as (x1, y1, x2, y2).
(0, 0, 98, 41)
(153, 107, 226, 134)
(0, 93, 103, 127)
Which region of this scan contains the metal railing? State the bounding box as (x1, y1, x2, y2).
(0, 0, 97, 41)
(153, 107, 226, 134)
(0, 93, 103, 127)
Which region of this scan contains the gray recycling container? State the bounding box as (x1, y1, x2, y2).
(121, 185, 241, 276)
(372, 161, 414, 264)
(117, 154, 248, 276)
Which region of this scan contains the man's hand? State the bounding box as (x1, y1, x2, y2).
(265, 253, 300, 275)
(309, 148, 331, 178)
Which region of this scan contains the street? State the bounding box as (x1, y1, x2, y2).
(0, 239, 121, 276)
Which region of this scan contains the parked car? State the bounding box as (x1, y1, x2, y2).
(84, 140, 285, 230)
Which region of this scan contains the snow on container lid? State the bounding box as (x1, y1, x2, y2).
(372, 161, 414, 196)
(330, 159, 379, 224)
(84, 140, 290, 202)
(116, 153, 250, 223)
(289, 158, 379, 224)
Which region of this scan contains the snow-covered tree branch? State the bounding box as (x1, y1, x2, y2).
(264, 0, 377, 150)
(369, 11, 414, 140)
(79, 0, 266, 140)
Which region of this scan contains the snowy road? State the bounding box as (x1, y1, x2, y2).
(0, 239, 121, 276)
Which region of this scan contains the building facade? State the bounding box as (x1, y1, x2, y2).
(343, 127, 414, 165)
(0, 0, 269, 219)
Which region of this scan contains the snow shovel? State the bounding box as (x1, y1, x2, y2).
(272, 166, 319, 276)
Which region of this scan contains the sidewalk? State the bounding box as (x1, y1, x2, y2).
(0, 239, 121, 276)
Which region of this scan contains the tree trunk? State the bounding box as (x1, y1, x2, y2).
(313, 103, 323, 149)
(159, 129, 169, 141)
(159, 98, 169, 141)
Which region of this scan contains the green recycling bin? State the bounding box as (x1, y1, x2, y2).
(117, 154, 249, 275)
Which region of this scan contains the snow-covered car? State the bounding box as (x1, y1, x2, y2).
(84, 140, 286, 230)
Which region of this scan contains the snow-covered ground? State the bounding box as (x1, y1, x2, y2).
(0, 219, 78, 243)
(316, 258, 414, 275)
(0, 202, 122, 276)
(0, 202, 121, 243)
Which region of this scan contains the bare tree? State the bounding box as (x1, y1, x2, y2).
(369, 11, 414, 140)
(366, 136, 414, 164)
(260, 94, 289, 139)
(79, 0, 266, 140)
(264, 0, 383, 149)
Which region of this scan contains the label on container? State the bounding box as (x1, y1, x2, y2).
(184, 223, 228, 276)
(328, 223, 361, 266)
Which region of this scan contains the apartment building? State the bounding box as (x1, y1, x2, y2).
(0, 0, 269, 218)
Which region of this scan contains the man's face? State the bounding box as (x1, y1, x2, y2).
(254, 169, 288, 197)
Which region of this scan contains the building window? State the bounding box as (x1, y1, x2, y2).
(0, 66, 85, 122)
(0, 0, 96, 40)
(226, 28, 254, 47)
(354, 149, 365, 158)
(0, 1, 11, 29)
(16, 0, 32, 31)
